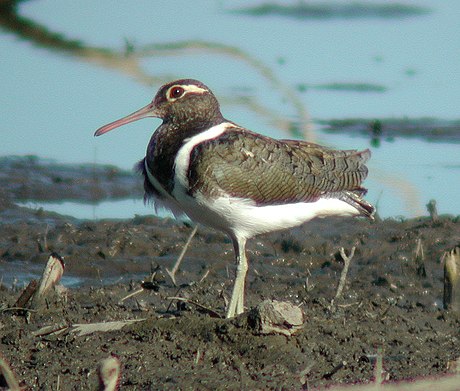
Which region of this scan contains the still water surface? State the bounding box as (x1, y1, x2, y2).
(1, 1, 459, 218)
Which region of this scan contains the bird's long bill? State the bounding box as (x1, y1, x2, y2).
(94, 102, 157, 136)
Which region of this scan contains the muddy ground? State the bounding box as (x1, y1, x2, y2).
(0, 156, 459, 390)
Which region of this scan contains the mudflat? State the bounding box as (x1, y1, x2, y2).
(0, 157, 459, 389)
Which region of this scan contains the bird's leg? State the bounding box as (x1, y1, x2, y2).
(165, 225, 198, 286)
(226, 236, 248, 318)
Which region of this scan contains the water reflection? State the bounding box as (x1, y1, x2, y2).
(321, 118, 460, 144)
(0, 0, 313, 139)
(230, 3, 431, 20)
(1, 1, 459, 218)
(18, 198, 170, 221)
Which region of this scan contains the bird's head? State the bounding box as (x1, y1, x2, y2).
(94, 79, 223, 136)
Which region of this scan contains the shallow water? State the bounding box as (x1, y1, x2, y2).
(15, 130, 460, 219)
(18, 198, 159, 221)
(1, 1, 459, 218)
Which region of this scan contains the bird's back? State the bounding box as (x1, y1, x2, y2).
(186, 127, 374, 218)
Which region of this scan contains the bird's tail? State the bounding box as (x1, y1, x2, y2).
(340, 189, 375, 219)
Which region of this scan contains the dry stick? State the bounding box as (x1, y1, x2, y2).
(119, 268, 159, 303)
(199, 269, 210, 284)
(13, 279, 38, 308)
(30, 252, 65, 309)
(415, 238, 424, 260)
(1, 307, 38, 313)
(335, 247, 356, 300)
(415, 238, 427, 277)
(166, 225, 198, 286)
(165, 285, 189, 313)
(167, 296, 223, 318)
(323, 360, 347, 379)
(443, 247, 460, 312)
(374, 346, 385, 385)
(119, 288, 145, 303)
(0, 354, 20, 391)
(426, 199, 439, 222)
(194, 349, 201, 365)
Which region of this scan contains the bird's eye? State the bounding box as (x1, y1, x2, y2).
(169, 86, 185, 100)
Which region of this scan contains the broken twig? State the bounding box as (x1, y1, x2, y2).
(30, 252, 65, 308)
(167, 296, 223, 318)
(335, 247, 356, 300)
(443, 247, 460, 312)
(166, 225, 198, 286)
(426, 199, 439, 222)
(14, 279, 38, 309)
(414, 238, 427, 277)
(0, 353, 20, 391)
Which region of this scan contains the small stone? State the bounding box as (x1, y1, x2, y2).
(248, 300, 304, 336)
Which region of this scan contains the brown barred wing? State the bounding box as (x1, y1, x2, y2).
(187, 128, 374, 217)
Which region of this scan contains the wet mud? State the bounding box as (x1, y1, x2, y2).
(0, 157, 459, 390)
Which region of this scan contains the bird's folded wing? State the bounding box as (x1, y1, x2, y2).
(188, 128, 371, 207)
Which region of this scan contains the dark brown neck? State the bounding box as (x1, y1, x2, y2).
(143, 117, 224, 195)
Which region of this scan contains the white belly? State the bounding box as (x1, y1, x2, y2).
(174, 191, 360, 240)
(151, 121, 361, 238)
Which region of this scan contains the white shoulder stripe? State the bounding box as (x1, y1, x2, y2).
(173, 122, 233, 194)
